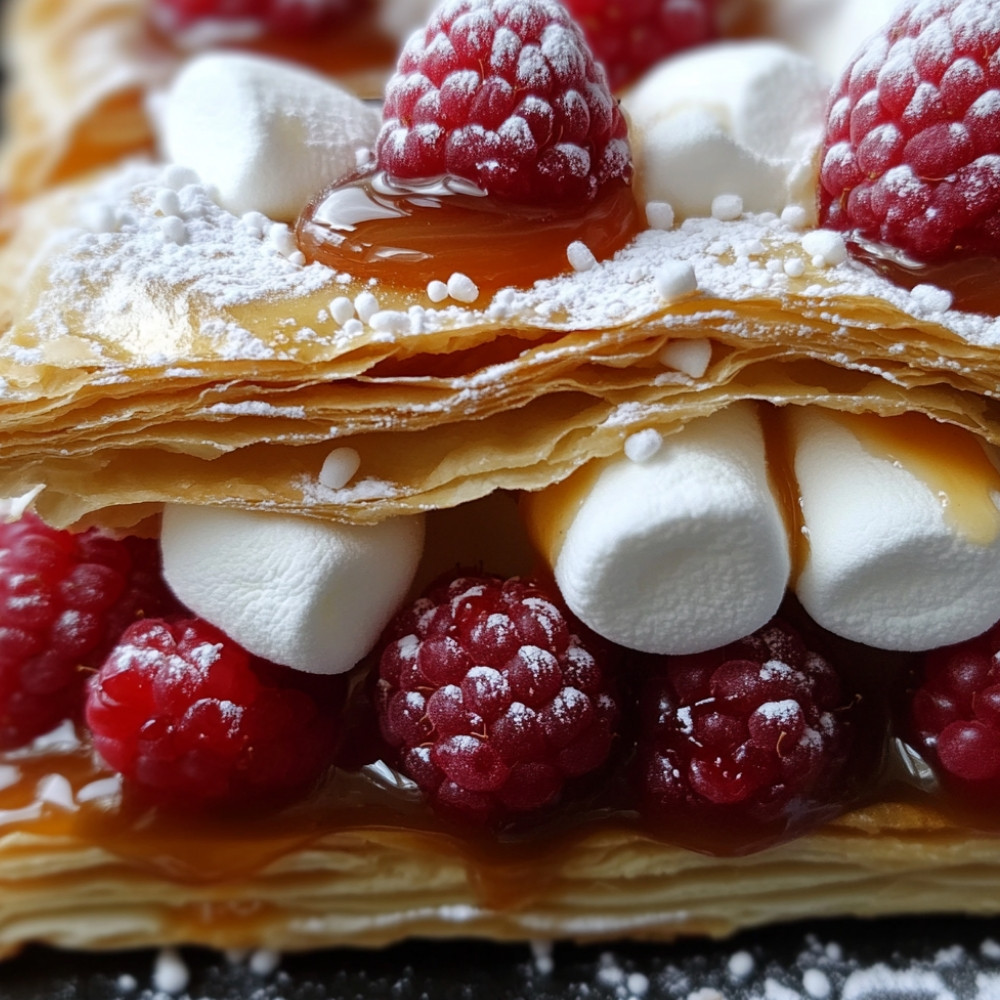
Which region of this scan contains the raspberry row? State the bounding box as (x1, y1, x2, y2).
(3, 512, 999, 856)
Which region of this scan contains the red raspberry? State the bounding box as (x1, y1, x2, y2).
(564, 0, 718, 92)
(375, 0, 633, 205)
(818, 0, 1000, 260)
(635, 618, 856, 853)
(904, 620, 1000, 809)
(86, 617, 346, 809)
(150, 0, 362, 44)
(376, 571, 620, 827)
(0, 512, 180, 750)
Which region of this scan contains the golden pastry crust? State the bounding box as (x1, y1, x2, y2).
(0, 713, 994, 962)
(0, 0, 401, 203)
(2, 1, 1000, 962)
(1, 164, 999, 531)
(0, 0, 166, 200)
(0, 778, 996, 960)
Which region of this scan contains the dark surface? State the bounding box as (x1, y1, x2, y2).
(3, 917, 1000, 999)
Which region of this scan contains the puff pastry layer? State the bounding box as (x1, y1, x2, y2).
(0, 728, 995, 959)
(2, 164, 1000, 532)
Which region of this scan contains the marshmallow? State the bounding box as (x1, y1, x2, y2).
(160, 505, 425, 674)
(622, 41, 830, 220)
(159, 53, 381, 222)
(789, 408, 1000, 651)
(522, 402, 791, 654)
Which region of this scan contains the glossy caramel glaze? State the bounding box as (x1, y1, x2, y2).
(296, 169, 642, 297)
(850, 241, 1000, 317)
(0, 624, 941, 892)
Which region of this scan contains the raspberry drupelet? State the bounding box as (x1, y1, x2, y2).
(375, 0, 632, 205)
(376, 571, 621, 828)
(635, 617, 857, 854)
(0, 512, 181, 750)
(904, 619, 1000, 813)
(818, 0, 1000, 261)
(86, 617, 347, 809)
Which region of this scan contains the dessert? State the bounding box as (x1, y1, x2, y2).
(1, 0, 1000, 964)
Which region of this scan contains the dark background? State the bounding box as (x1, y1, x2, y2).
(3, 916, 1000, 999)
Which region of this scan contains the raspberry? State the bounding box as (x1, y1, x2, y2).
(376, 571, 620, 827)
(564, 0, 718, 92)
(818, 0, 1000, 260)
(635, 617, 856, 853)
(375, 0, 633, 205)
(904, 620, 1000, 809)
(0, 513, 180, 750)
(86, 617, 346, 809)
(150, 0, 361, 43)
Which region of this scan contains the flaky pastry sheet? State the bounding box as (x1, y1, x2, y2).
(0, 0, 166, 200)
(0, 790, 996, 958)
(1, 164, 1000, 529)
(0, 0, 399, 203)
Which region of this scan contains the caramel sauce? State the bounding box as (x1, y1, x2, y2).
(760, 405, 809, 583)
(849, 241, 1000, 316)
(296, 169, 642, 297)
(520, 461, 605, 567)
(830, 411, 1000, 546)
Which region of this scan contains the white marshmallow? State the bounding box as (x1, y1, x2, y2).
(159, 53, 382, 222)
(789, 408, 1000, 651)
(523, 402, 791, 654)
(622, 41, 830, 220)
(161, 505, 425, 674)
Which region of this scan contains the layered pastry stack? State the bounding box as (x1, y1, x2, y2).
(0, 0, 999, 961)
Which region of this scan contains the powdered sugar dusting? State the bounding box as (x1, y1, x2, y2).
(14, 922, 1000, 998)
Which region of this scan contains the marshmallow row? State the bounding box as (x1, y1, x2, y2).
(525, 404, 1000, 655)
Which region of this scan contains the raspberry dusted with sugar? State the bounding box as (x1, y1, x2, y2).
(0, 512, 180, 750)
(905, 620, 1000, 811)
(376, 572, 620, 827)
(86, 618, 346, 809)
(635, 618, 855, 854)
(375, 0, 632, 205)
(818, 0, 1000, 260)
(151, 0, 361, 43)
(565, 0, 718, 92)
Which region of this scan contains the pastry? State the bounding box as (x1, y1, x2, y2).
(1, 0, 1000, 963)
(0, 0, 416, 203)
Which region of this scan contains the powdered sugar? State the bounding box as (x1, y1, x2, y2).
(16, 922, 1000, 999)
(14, 154, 1000, 405)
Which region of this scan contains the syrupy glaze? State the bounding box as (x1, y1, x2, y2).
(849, 241, 1000, 317)
(760, 406, 809, 582)
(0, 649, 955, 896)
(835, 411, 1000, 547)
(761, 405, 1000, 584)
(296, 169, 642, 298)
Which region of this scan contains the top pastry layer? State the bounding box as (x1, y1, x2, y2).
(1, 158, 999, 530)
